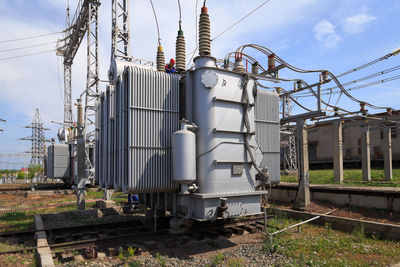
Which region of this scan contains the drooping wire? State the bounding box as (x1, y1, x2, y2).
(211, 0, 272, 42)
(56, 55, 64, 105)
(295, 64, 400, 97)
(0, 31, 63, 44)
(0, 49, 56, 61)
(0, 41, 58, 53)
(296, 74, 400, 98)
(337, 52, 397, 78)
(177, 0, 182, 29)
(186, 0, 199, 68)
(232, 44, 393, 110)
(149, 0, 161, 45)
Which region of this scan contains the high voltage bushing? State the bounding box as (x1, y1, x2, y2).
(233, 58, 245, 74)
(157, 45, 165, 72)
(199, 6, 211, 56)
(175, 30, 186, 72)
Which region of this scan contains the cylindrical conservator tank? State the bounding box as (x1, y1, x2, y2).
(172, 122, 196, 184)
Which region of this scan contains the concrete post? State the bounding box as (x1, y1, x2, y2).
(103, 189, 114, 200)
(333, 121, 343, 183)
(294, 119, 310, 209)
(361, 125, 371, 182)
(383, 127, 393, 181)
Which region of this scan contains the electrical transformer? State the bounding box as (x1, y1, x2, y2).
(96, 57, 279, 220)
(95, 3, 280, 221)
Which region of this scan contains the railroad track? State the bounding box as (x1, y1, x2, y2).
(0, 183, 69, 192)
(0, 213, 273, 262)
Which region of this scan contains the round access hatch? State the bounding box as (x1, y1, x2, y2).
(201, 70, 218, 88)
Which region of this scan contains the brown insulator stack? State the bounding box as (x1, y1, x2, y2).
(232, 58, 245, 74)
(156, 45, 165, 72)
(175, 30, 186, 72)
(198, 5, 211, 56)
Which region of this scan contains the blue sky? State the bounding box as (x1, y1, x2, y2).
(0, 0, 399, 169)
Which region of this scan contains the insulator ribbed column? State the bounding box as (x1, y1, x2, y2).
(175, 30, 186, 72)
(233, 59, 245, 74)
(199, 6, 211, 56)
(157, 45, 165, 72)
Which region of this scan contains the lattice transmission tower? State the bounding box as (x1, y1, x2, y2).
(281, 97, 298, 172)
(20, 109, 49, 167)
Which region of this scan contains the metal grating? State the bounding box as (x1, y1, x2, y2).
(255, 90, 281, 184)
(96, 66, 180, 193)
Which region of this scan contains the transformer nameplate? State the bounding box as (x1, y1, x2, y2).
(232, 164, 244, 175)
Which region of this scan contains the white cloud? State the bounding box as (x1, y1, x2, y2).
(342, 13, 376, 34)
(314, 20, 341, 48)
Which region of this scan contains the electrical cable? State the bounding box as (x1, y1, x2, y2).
(149, 0, 161, 45)
(296, 74, 400, 98)
(233, 44, 393, 110)
(256, 81, 312, 112)
(56, 55, 64, 105)
(242, 74, 269, 186)
(0, 41, 58, 53)
(337, 52, 397, 78)
(0, 31, 63, 44)
(295, 64, 400, 96)
(177, 0, 182, 25)
(186, 0, 200, 68)
(0, 49, 56, 61)
(211, 0, 272, 42)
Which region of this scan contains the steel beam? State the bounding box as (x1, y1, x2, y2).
(111, 0, 131, 60)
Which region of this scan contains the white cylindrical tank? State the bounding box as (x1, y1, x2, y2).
(172, 122, 196, 184)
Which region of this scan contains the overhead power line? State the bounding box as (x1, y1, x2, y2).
(0, 31, 63, 44)
(0, 49, 56, 61)
(187, 0, 272, 66)
(296, 74, 400, 98)
(0, 41, 57, 53)
(211, 0, 272, 42)
(149, 0, 161, 45)
(337, 47, 400, 78)
(296, 64, 400, 96)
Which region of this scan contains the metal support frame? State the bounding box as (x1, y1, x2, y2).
(281, 97, 297, 172)
(20, 109, 50, 167)
(111, 0, 131, 60)
(64, 63, 73, 125)
(82, 0, 100, 184)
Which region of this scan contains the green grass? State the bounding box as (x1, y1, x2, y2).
(281, 169, 400, 187)
(264, 214, 400, 266)
(0, 202, 97, 232)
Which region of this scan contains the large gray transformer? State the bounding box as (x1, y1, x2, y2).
(96, 57, 279, 220)
(47, 144, 70, 179)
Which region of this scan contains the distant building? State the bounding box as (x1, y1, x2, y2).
(306, 112, 400, 168)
